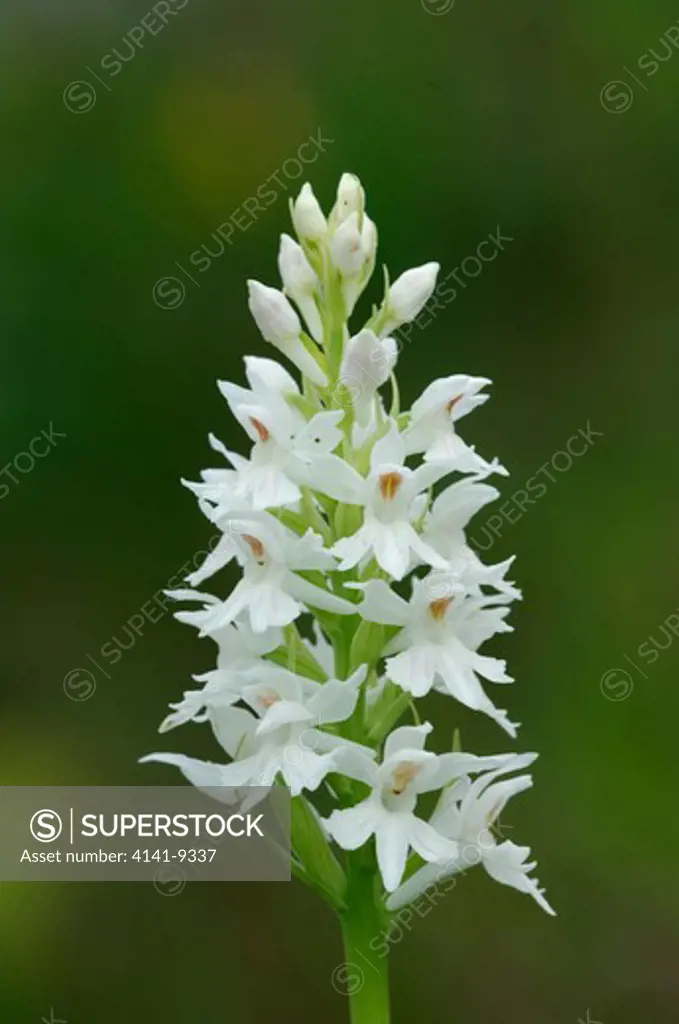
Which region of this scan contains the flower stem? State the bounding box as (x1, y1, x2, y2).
(339, 860, 390, 1024)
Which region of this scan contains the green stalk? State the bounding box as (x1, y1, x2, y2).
(325, 264, 347, 381)
(339, 857, 390, 1024)
(300, 222, 393, 1022)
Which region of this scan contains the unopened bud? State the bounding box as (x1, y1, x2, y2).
(278, 234, 323, 343)
(383, 262, 440, 332)
(278, 234, 318, 296)
(330, 212, 377, 276)
(292, 183, 328, 242)
(330, 172, 365, 227)
(247, 280, 327, 386)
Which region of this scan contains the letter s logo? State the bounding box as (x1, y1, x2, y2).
(30, 809, 63, 843)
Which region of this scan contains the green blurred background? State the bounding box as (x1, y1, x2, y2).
(3, 0, 679, 1020)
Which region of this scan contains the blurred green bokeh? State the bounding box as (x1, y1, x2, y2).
(3, 0, 679, 1020)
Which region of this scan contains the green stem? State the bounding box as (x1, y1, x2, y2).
(325, 265, 347, 381)
(339, 859, 390, 1024)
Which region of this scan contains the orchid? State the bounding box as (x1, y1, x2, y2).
(184, 356, 344, 513)
(315, 420, 452, 579)
(351, 574, 519, 735)
(142, 173, 552, 1023)
(143, 665, 371, 797)
(183, 512, 355, 631)
(387, 756, 555, 916)
(324, 723, 522, 892)
(404, 373, 505, 472)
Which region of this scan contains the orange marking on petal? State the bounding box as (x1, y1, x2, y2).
(250, 417, 270, 442)
(242, 534, 265, 560)
(447, 394, 463, 414)
(379, 471, 404, 501)
(429, 597, 453, 620)
(390, 761, 420, 795)
(259, 690, 280, 709)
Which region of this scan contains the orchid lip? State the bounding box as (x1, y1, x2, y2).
(379, 471, 404, 501)
(429, 597, 453, 620)
(389, 760, 420, 795)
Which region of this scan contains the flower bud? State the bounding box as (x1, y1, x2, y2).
(330, 172, 364, 227)
(278, 233, 318, 297)
(248, 279, 301, 344)
(384, 262, 440, 330)
(247, 280, 327, 386)
(330, 212, 377, 276)
(292, 183, 328, 242)
(278, 234, 323, 343)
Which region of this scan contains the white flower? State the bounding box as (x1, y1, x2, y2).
(351, 575, 518, 735)
(404, 374, 506, 472)
(184, 432, 302, 516)
(238, 663, 365, 746)
(379, 262, 439, 334)
(179, 514, 356, 631)
(247, 280, 327, 386)
(324, 723, 519, 891)
(278, 233, 323, 342)
(185, 358, 344, 513)
(339, 329, 398, 423)
(387, 757, 554, 916)
(142, 666, 371, 797)
(292, 182, 328, 242)
(315, 420, 452, 580)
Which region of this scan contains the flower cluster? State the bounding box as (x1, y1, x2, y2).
(142, 173, 553, 916)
